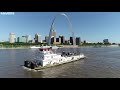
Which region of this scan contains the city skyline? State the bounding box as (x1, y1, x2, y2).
(8, 32, 81, 44)
(0, 12, 120, 43)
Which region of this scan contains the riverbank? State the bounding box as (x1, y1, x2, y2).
(0, 48, 29, 49)
(0, 47, 30, 49)
(0, 45, 119, 49)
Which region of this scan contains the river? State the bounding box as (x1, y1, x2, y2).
(0, 47, 120, 78)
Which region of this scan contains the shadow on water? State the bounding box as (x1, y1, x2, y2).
(23, 70, 44, 78)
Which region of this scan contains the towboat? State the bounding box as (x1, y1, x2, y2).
(23, 46, 86, 71)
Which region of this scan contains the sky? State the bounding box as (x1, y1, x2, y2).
(0, 12, 120, 43)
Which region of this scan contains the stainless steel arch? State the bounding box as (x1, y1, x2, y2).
(48, 13, 76, 46)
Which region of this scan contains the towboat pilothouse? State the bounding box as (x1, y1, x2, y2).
(23, 46, 86, 71)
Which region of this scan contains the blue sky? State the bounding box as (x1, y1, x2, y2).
(0, 12, 120, 43)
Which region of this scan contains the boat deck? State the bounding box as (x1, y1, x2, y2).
(22, 56, 86, 71)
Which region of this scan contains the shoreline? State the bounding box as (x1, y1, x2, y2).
(0, 45, 119, 49)
(0, 47, 29, 49)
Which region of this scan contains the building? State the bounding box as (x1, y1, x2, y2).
(103, 39, 109, 44)
(17, 37, 20, 42)
(51, 36, 54, 44)
(34, 33, 40, 43)
(55, 37, 61, 45)
(17, 36, 26, 43)
(52, 29, 56, 37)
(34, 33, 42, 43)
(52, 29, 56, 44)
(17, 35, 32, 43)
(9, 33, 16, 43)
(65, 40, 69, 45)
(76, 37, 81, 45)
(26, 35, 32, 43)
(22, 36, 28, 43)
(45, 36, 49, 43)
(59, 36, 65, 44)
(34, 33, 38, 43)
(70, 37, 73, 45)
(83, 40, 86, 44)
(38, 34, 42, 43)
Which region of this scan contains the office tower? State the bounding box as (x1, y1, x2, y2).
(76, 37, 81, 45)
(34, 33, 42, 43)
(9, 33, 16, 43)
(52, 29, 56, 44)
(38, 34, 42, 43)
(59, 35, 65, 44)
(34, 33, 38, 43)
(83, 40, 86, 44)
(45, 36, 49, 43)
(20, 36, 27, 43)
(17, 37, 20, 42)
(103, 39, 109, 44)
(51, 36, 54, 44)
(26, 35, 32, 43)
(55, 37, 61, 44)
(56, 38, 59, 42)
(70, 37, 73, 45)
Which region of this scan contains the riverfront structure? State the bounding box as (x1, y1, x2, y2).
(48, 13, 76, 46)
(34, 33, 42, 43)
(76, 37, 81, 45)
(103, 39, 109, 44)
(9, 33, 16, 43)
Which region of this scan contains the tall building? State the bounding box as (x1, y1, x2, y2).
(70, 37, 73, 45)
(59, 36, 65, 44)
(103, 39, 109, 44)
(52, 29, 56, 37)
(19, 36, 27, 43)
(22, 36, 27, 43)
(34, 33, 42, 43)
(26, 35, 32, 43)
(38, 34, 42, 43)
(34, 33, 38, 43)
(45, 36, 49, 43)
(52, 29, 56, 44)
(17, 37, 20, 42)
(17, 35, 31, 43)
(76, 37, 81, 45)
(83, 40, 86, 44)
(51, 36, 54, 44)
(9, 33, 16, 43)
(55, 37, 61, 44)
(56, 38, 59, 42)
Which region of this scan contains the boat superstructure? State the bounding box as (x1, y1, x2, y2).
(23, 46, 85, 70)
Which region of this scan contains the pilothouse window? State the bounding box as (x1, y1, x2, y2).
(40, 49, 43, 51)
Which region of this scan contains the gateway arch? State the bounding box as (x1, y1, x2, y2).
(48, 13, 76, 46)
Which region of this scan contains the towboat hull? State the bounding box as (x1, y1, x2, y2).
(22, 54, 86, 71)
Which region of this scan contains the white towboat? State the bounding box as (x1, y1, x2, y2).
(23, 46, 86, 71)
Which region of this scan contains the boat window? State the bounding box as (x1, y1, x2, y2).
(40, 49, 43, 51)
